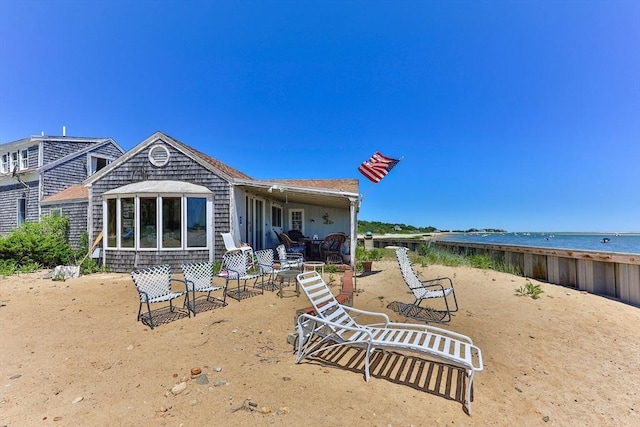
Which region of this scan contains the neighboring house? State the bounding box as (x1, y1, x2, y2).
(0, 134, 125, 245)
(82, 131, 360, 273)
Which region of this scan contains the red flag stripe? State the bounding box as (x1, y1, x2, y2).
(358, 152, 400, 183)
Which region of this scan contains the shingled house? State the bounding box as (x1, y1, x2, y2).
(83, 131, 360, 272)
(0, 134, 125, 245)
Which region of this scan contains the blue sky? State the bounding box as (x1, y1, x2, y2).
(1, 1, 639, 232)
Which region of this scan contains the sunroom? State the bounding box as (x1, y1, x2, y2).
(102, 180, 214, 260)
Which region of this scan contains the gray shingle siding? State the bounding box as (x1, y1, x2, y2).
(41, 201, 88, 250)
(41, 140, 100, 164)
(91, 143, 232, 272)
(0, 181, 39, 234)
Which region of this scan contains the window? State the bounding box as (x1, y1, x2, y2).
(107, 199, 117, 247)
(17, 198, 27, 226)
(186, 197, 206, 248)
(140, 198, 157, 248)
(20, 149, 28, 170)
(162, 197, 181, 248)
(1, 153, 8, 174)
(10, 152, 18, 172)
(289, 209, 304, 233)
(271, 204, 282, 228)
(89, 155, 110, 175)
(120, 198, 135, 248)
(105, 194, 210, 250)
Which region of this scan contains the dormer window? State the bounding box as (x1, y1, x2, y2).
(0, 154, 7, 174)
(20, 149, 28, 170)
(148, 145, 170, 167)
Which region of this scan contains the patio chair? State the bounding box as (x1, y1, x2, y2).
(221, 232, 253, 258)
(295, 271, 483, 414)
(286, 229, 307, 241)
(395, 247, 459, 323)
(276, 244, 304, 269)
(276, 231, 306, 257)
(319, 232, 346, 263)
(131, 264, 189, 329)
(254, 248, 282, 291)
(181, 261, 227, 315)
(217, 250, 264, 301)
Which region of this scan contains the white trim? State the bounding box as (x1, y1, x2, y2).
(289, 208, 305, 234)
(148, 144, 170, 167)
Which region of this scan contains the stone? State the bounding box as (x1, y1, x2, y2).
(171, 382, 187, 395)
(72, 397, 83, 404)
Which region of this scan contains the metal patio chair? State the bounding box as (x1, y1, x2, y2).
(217, 250, 264, 301)
(395, 247, 459, 323)
(131, 264, 189, 329)
(181, 261, 227, 315)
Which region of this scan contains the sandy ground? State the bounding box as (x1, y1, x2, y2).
(1, 259, 639, 427)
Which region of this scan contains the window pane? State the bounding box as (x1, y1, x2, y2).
(107, 199, 116, 247)
(271, 206, 282, 227)
(20, 150, 28, 169)
(17, 199, 26, 226)
(120, 198, 135, 248)
(140, 198, 157, 248)
(162, 197, 181, 248)
(187, 197, 207, 248)
(291, 210, 303, 231)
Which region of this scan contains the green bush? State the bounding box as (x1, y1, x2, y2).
(0, 214, 75, 269)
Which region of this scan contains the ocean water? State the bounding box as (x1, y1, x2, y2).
(437, 232, 640, 255)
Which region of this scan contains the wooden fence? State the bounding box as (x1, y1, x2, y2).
(359, 236, 640, 307)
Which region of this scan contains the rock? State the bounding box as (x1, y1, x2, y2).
(9, 374, 21, 380)
(277, 407, 290, 415)
(196, 374, 209, 385)
(171, 382, 187, 395)
(260, 406, 272, 414)
(214, 379, 227, 387)
(72, 396, 83, 404)
(190, 367, 201, 377)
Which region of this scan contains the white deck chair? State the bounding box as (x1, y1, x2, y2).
(131, 264, 189, 329)
(276, 244, 303, 269)
(295, 271, 483, 414)
(395, 247, 458, 323)
(181, 261, 227, 315)
(221, 232, 253, 257)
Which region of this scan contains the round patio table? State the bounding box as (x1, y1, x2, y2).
(276, 269, 301, 298)
(303, 261, 325, 276)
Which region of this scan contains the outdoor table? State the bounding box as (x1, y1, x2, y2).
(303, 261, 325, 276)
(276, 269, 301, 298)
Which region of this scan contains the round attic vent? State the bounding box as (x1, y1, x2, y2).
(148, 144, 170, 167)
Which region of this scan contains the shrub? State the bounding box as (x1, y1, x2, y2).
(0, 215, 75, 269)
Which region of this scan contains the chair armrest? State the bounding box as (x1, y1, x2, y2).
(341, 305, 391, 326)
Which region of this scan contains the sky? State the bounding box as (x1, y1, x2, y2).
(1, 1, 639, 233)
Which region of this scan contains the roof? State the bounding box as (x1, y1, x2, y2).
(41, 184, 88, 204)
(262, 179, 359, 194)
(103, 180, 212, 195)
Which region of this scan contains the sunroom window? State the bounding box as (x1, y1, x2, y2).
(104, 191, 210, 251)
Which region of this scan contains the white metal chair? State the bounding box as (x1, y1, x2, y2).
(221, 232, 253, 257)
(131, 264, 189, 329)
(276, 244, 304, 269)
(181, 261, 227, 315)
(217, 251, 263, 301)
(395, 247, 459, 323)
(295, 271, 483, 414)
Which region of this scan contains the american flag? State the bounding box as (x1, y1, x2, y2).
(358, 152, 401, 183)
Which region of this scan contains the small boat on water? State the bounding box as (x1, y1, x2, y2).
(601, 238, 610, 243)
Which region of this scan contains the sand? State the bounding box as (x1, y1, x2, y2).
(1, 259, 639, 426)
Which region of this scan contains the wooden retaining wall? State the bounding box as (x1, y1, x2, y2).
(359, 236, 640, 307)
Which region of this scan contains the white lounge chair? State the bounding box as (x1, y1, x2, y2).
(395, 247, 458, 323)
(181, 261, 227, 315)
(295, 271, 483, 413)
